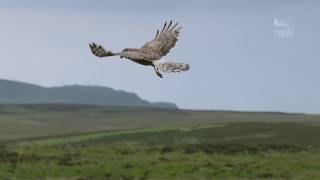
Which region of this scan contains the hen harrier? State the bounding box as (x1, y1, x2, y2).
(89, 20, 189, 78)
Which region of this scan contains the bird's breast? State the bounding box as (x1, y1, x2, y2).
(128, 59, 153, 66)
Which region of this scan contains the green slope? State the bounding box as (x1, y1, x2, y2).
(2, 121, 320, 179)
(0, 104, 319, 179)
(0, 104, 318, 141)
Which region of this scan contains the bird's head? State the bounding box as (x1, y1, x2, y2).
(120, 48, 139, 58)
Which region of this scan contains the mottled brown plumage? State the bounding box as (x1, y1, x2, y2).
(89, 20, 189, 78)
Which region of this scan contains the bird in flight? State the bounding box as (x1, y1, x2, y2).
(89, 20, 189, 78)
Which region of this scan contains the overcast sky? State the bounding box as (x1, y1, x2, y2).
(0, 0, 319, 113)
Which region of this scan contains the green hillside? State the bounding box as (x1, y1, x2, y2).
(0, 104, 318, 142)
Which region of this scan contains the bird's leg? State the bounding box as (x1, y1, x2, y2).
(153, 66, 163, 78)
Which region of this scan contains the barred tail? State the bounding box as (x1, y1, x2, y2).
(155, 62, 190, 73)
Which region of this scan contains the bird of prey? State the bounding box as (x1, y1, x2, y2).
(89, 20, 190, 78)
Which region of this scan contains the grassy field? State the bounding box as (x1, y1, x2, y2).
(0, 104, 320, 179)
(0, 104, 318, 141)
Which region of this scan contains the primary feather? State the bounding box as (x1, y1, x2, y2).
(140, 20, 181, 59)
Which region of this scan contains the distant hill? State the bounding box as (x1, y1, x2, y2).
(0, 79, 177, 109)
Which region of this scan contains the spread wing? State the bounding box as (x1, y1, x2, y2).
(140, 20, 182, 59)
(89, 43, 116, 57)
